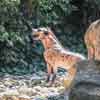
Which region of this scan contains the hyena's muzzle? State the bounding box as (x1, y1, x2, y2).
(28, 28, 39, 44)
(28, 34, 34, 44)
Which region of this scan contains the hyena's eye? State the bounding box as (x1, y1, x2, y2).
(44, 31, 49, 35)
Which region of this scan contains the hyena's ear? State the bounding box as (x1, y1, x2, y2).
(46, 27, 51, 31)
(32, 28, 37, 33)
(46, 27, 53, 34)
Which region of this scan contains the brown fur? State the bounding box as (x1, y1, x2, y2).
(84, 19, 100, 60)
(31, 27, 86, 88)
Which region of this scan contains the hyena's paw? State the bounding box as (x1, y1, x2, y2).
(45, 75, 50, 83)
(63, 78, 73, 89)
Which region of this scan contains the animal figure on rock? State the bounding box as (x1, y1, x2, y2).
(84, 19, 100, 60)
(31, 27, 86, 88)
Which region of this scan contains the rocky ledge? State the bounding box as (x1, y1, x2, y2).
(69, 60, 100, 100)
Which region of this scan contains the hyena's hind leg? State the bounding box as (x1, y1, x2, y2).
(95, 50, 100, 60)
(63, 66, 77, 100)
(85, 40, 95, 60)
(85, 33, 95, 60)
(63, 66, 77, 90)
(95, 42, 100, 60)
(87, 46, 95, 60)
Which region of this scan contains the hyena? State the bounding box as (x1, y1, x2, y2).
(31, 27, 86, 88)
(84, 19, 100, 60)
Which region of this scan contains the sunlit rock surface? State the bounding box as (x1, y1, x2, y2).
(0, 72, 65, 100)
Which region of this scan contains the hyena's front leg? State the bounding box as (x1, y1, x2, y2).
(47, 66, 57, 86)
(51, 66, 57, 84)
(46, 63, 53, 83)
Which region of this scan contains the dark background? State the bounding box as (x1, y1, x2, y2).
(0, 0, 100, 75)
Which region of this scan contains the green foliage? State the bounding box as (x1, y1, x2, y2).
(32, 0, 72, 26)
(0, 0, 19, 24)
(0, 0, 92, 75)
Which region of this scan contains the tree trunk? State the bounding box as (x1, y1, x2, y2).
(20, 0, 33, 18)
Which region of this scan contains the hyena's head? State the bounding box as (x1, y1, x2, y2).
(31, 27, 51, 41)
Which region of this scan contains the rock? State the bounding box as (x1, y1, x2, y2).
(0, 74, 65, 100)
(33, 86, 42, 92)
(69, 60, 100, 100)
(40, 87, 48, 93)
(1, 95, 31, 100)
(2, 89, 19, 96)
(31, 79, 42, 86)
(48, 94, 64, 100)
(18, 86, 34, 96)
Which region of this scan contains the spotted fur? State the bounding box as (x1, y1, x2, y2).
(31, 27, 86, 88)
(84, 19, 100, 60)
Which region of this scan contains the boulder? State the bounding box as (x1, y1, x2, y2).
(69, 60, 100, 100)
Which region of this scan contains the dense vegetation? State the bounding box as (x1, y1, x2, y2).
(0, 0, 100, 75)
